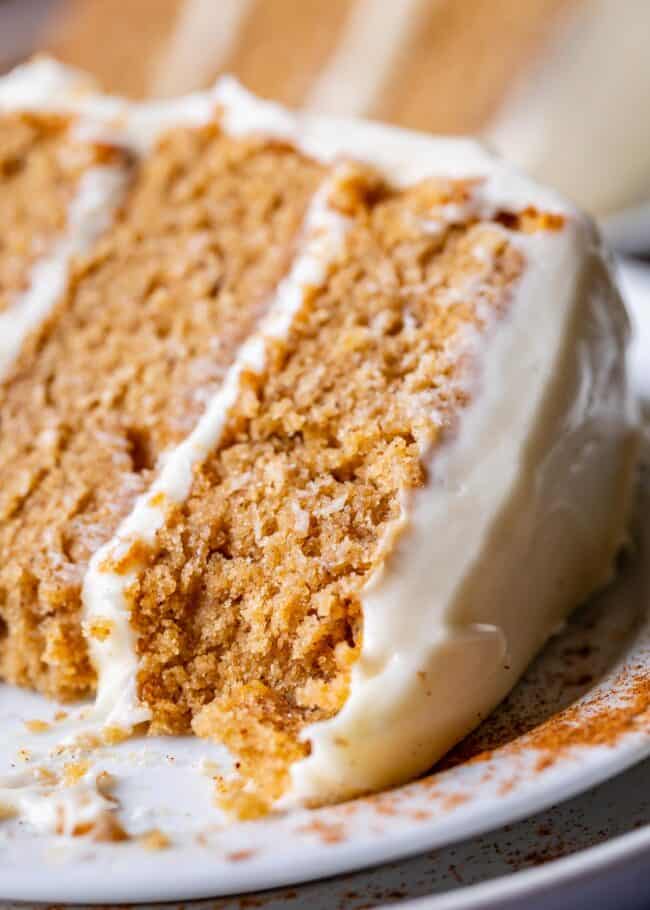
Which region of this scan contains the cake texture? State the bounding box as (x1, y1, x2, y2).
(0, 60, 638, 815)
(40, 0, 650, 214)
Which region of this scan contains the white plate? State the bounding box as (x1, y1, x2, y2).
(1, 261, 650, 905)
(9, 749, 650, 908)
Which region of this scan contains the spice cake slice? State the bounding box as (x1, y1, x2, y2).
(83, 83, 636, 813)
(0, 63, 637, 815)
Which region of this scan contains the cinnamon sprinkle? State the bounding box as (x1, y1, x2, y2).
(445, 665, 650, 772)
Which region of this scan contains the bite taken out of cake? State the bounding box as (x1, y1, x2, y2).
(0, 59, 638, 818)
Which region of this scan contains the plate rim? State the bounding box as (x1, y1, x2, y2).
(400, 812, 650, 910)
(2, 259, 649, 905)
(2, 712, 650, 903)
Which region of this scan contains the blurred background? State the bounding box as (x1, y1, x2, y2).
(1, 0, 649, 240)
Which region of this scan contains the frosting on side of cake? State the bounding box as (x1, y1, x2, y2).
(284, 222, 637, 805)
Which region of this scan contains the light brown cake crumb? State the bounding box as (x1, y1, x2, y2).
(87, 619, 114, 642)
(96, 770, 117, 800)
(63, 760, 90, 785)
(0, 803, 17, 820)
(34, 766, 59, 785)
(90, 812, 130, 843)
(24, 719, 51, 733)
(102, 725, 131, 746)
(139, 828, 172, 850)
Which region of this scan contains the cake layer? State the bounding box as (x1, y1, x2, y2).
(0, 89, 323, 701)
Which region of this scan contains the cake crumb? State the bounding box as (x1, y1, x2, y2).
(63, 760, 90, 785)
(0, 803, 17, 820)
(91, 812, 130, 843)
(72, 732, 102, 751)
(35, 766, 59, 785)
(96, 770, 117, 799)
(87, 618, 114, 641)
(102, 725, 131, 745)
(197, 758, 221, 776)
(24, 719, 51, 733)
(139, 828, 172, 850)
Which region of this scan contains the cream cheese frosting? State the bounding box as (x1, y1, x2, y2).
(0, 770, 115, 837)
(0, 61, 638, 811)
(285, 223, 637, 805)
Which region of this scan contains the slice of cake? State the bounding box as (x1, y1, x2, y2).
(39, 0, 650, 214)
(0, 60, 638, 816)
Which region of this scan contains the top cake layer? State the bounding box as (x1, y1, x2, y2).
(0, 60, 637, 815)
